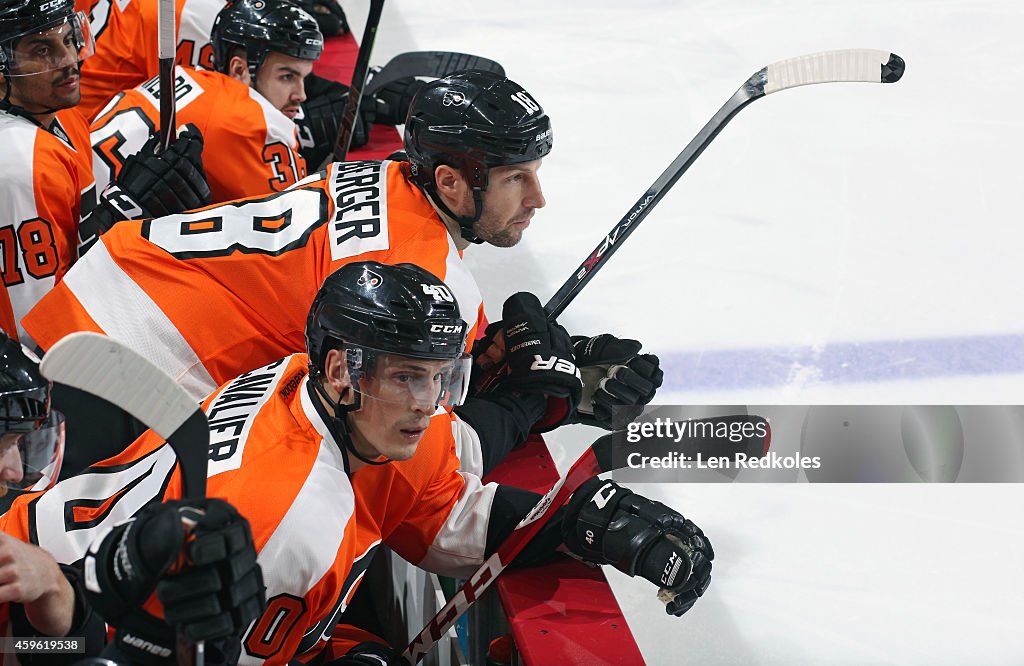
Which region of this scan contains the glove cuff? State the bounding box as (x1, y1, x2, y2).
(101, 628, 177, 666)
(98, 183, 146, 221)
(561, 478, 632, 562)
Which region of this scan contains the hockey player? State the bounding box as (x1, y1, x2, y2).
(90, 0, 326, 203)
(3, 262, 713, 664)
(0, 340, 262, 665)
(24, 70, 660, 473)
(0, 333, 109, 662)
(0, 0, 211, 345)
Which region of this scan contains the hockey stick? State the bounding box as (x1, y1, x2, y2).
(39, 331, 209, 665)
(39, 332, 207, 499)
(320, 0, 385, 168)
(157, 0, 177, 152)
(543, 49, 905, 320)
(404, 414, 770, 663)
(363, 50, 504, 97)
(403, 432, 615, 663)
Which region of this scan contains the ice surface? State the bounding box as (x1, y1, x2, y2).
(361, 2, 1024, 662)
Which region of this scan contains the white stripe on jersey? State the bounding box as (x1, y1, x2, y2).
(415, 469, 498, 579)
(450, 415, 484, 478)
(238, 385, 355, 666)
(62, 239, 217, 399)
(441, 230, 482, 343)
(31, 445, 179, 564)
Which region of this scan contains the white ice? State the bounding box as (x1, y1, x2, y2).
(360, 1, 1024, 663)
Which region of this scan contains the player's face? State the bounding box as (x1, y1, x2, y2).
(0, 433, 25, 492)
(255, 51, 313, 119)
(346, 356, 450, 462)
(5, 22, 81, 113)
(472, 160, 546, 248)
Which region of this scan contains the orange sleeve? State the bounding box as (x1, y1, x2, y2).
(78, 0, 159, 120)
(380, 419, 466, 565)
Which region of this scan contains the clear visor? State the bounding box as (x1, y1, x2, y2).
(348, 348, 472, 410)
(0, 409, 64, 496)
(1, 12, 96, 77)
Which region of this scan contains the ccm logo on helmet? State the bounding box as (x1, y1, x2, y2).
(430, 324, 464, 334)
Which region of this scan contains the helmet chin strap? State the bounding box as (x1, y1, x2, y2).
(1, 66, 79, 125)
(422, 184, 485, 244)
(307, 370, 392, 466)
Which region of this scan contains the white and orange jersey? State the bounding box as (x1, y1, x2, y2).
(91, 65, 306, 203)
(23, 160, 484, 399)
(0, 108, 96, 344)
(79, 0, 225, 120)
(0, 353, 498, 664)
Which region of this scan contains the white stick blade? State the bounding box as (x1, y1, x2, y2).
(158, 0, 176, 58)
(765, 49, 899, 94)
(39, 332, 197, 440)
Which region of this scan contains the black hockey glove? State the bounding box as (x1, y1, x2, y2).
(371, 75, 426, 125)
(83, 498, 266, 659)
(327, 641, 409, 666)
(572, 334, 663, 430)
(563, 479, 714, 617)
(296, 73, 373, 167)
(296, 0, 349, 36)
(471, 292, 582, 432)
(81, 124, 211, 246)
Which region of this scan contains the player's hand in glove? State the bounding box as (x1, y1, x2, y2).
(296, 0, 349, 36)
(563, 478, 714, 617)
(572, 334, 663, 430)
(327, 641, 409, 666)
(369, 75, 426, 125)
(84, 498, 266, 664)
(471, 292, 581, 431)
(80, 124, 211, 249)
(296, 74, 367, 167)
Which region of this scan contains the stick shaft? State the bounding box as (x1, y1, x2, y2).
(543, 49, 904, 320)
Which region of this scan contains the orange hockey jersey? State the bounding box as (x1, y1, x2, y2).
(0, 353, 498, 664)
(23, 160, 484, 399)
(79, 0, 225, 120)
(91, 66, 306, 203)
(0, 108, 95, 344)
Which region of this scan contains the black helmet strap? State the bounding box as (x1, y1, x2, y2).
(422, 182, 485, 245)
(307, 358, 392, 468)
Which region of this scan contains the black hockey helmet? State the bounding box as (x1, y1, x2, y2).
(307, 261, 467, 371)
(211, 0, 323, 80)
(306, 262, 470, 464)
(0, 332, 64, 495)
(0, 0, 94, 78)
(404, 70, 553, 243)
